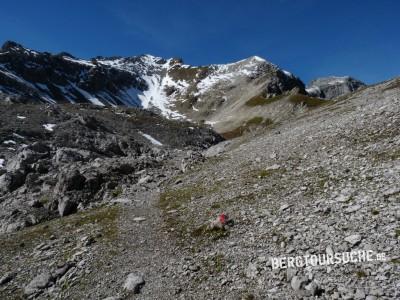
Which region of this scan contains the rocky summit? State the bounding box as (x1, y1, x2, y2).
(306, 76, 366, 99)
(0, 42, 399, 300)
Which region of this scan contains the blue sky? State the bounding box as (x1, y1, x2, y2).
(1, 0, 399, 84)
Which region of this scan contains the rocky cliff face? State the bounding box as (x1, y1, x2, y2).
(306, 76, 366, 99)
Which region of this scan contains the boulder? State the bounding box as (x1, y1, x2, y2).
(0, 171, 26, 193)
(58, 197, 78, 217)
(123, 273, 145, 294)
(56, 169, 86, 193)
(24, 271, 53, 295)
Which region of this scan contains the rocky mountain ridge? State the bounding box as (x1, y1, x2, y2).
(0, 41, 302, 111)
(0, 41, 365, 135)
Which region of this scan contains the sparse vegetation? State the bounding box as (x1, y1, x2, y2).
(204, 254, 225, 274)
(390, 258, 400, 264)
(245, 94, 286, 106)
(371, 209, 380, 215)
(221, 117, 273, 139)
(112, 186, 123, 198)
(210, 202, 221, 209)
(159, 184, 206, 210)
(373, 149, 400, 162)
(191, 224, 229, 240)
(288, 94, 331, 107)
(245, 93, 331, 108)
(248, 167, 284, 180)
(0, 205, 120, 252)
(241, 293, 256, 300)
(39, 195, 51, 205)
(382, 78, 400, 92)
(355, 270, 367, 278)
(257, 170, 271, 178)
(168, 66, 209, 81)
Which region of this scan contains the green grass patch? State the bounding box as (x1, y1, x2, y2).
(355, 270, 367, 278)
(159, 184, 206, 210)
(221, 117, 273, 139)
(204, 254, 225, 274)
(112, 186, 123, 198)
(0, 205, 120, 252)
(39, 195, 51, 205)
(210, 202, 222, 209)
(191, 224, 229, 240)
(373, 149, 400, 162)
(390, 258, 400, 264)
(168, 66, 209, 81)
(371, 209, 380, 215)
(246, 116, 264, 125)
(288, 94, 331, 107)
(257, 170, 271, 178)
(241, 293, 256, 300)
(245, 94, 285, 106)
(245, 93, 331, 108)
(247, 167, 284, 180)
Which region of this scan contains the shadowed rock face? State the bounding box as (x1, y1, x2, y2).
(0, 41, 146, 106)
(306, 76, 366, 99)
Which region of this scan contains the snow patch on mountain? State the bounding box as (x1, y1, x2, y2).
(98, 55, 184, 118)
(63, 56, 95, 67)
(43, 124, 56, 131)
(138, 73, 183, 119)
(69, 83, 105, 106)
(139, 132, 163, 146)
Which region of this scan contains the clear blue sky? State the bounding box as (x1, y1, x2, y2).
(1, 0, 399, 84)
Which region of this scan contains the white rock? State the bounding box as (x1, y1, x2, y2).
(344, 234, 362, 246)
(24, 271, 53, 295)
(266, 164, 280, 171)
(245, 262, 258, 279)
(345, 205, 361, 213)
(123, 273, 145, 293)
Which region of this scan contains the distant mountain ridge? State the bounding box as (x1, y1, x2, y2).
(0, 41, 366, 133)
(306, 76, 366, 99)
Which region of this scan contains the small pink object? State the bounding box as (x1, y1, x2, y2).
(219, 213, 227, 224)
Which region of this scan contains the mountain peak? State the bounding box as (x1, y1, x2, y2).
(249, 55, 266, 62)
(1, 40, 25, 52)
